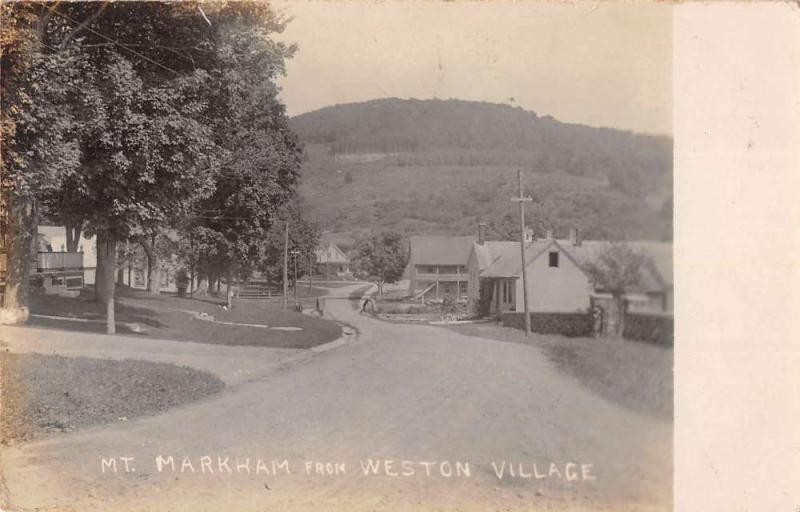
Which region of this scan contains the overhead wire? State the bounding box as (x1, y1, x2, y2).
(49, 5, 182, 76)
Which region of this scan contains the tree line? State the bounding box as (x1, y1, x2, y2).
(1, 2, 317, 332)
(291, 98, 673, 199)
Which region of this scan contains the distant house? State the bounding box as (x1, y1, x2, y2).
(315, 242, 351, 278)
(32, 225, 98, 294)
(466, 230, 673, 317)
(408, 235, 475, 301)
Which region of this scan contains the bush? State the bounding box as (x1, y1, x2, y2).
(175, 268, 189, 287)
(501, 312, 594, 337)
(623, 313, 673, 346)
(375, 303, 436, 315)
(441, 296, 458, 316)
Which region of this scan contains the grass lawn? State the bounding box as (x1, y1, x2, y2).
(447, 322, 673, 420)
(303, 281, 361, 288)
(28, 286, 342, 349)
(0, 352, 223, 442)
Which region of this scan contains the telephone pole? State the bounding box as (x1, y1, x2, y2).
(290, 249, 300, 306)
(511, 169, 532, 336)
(282, 222, 289, 311)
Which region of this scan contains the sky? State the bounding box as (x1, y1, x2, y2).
(271, 1, 672, 135)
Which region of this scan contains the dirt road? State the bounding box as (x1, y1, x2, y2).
(0, 285, 671, 511)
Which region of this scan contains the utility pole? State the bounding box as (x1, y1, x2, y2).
(282, 222, 289, 311)
(290, 249, 300, 306)
(511, 169, 532, 336)
(307, 254, 312, 292)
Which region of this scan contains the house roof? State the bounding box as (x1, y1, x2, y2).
(476, 238, 673, 292)
(563, 240, 673, 289)
(471, 241, 518, 270)
(409, 236, 476, 266)
(315, 242, 348, 264)
(480, 240, 561, 278)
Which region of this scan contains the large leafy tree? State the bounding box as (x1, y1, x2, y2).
(3, 2, 300, 331)
(62, 52, 218, 332)
(1, 3, 86, 321)
(185, 4, 302, 292)
(584, 243, 647, 336)
(260, 200, 320, 287)
(2, 2, 298, 332)
(351, 231, 409, 297)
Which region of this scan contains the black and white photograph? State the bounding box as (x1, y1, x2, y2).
(4, 1, 771, 510)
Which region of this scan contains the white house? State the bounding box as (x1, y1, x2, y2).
(407, 235, 475, 301)
(314, 242, 351, 278)
(466, 230, 673, 317)
(33, 225, 98, 294)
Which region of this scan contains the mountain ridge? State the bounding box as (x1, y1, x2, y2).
(293, 98, 673, 244)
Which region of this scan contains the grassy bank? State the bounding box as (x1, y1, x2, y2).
(28, 286, 341, 349)
(0, 353, 224, 442)
(447, 322, 673, 420)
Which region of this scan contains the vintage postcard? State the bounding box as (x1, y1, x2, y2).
(3, 1, 789, 511)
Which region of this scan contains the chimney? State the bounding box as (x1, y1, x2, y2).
(545, 229, 553, 240)
(569, 228, 578, 246)
(569, 228, 582, 246)
(478, 222, 486, 245)
(524, 227, 534, 243)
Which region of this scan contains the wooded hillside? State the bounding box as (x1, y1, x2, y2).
(293, 98, 673, 244)
(292, 98, 672, 198)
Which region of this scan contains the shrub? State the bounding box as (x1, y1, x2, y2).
(502, 312, 594, 337)
(623, 313, 673, 346)
(175, 268, 189, 287)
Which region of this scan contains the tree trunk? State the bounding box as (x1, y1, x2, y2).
(618, 297, 628, 338)
(140, 232, 161, 295)
(116, 267, 124, 285)
(95, 238, 105, 302)
(608, 294, 625, 337)
(146, 253, 161, 294)
(0, 191, 37, 324)
(225, 269, 233, 309)
(195, 271, 208, 295)
(95, 230, 117, 334)
(64, 221, 82, 252)
(189, 263, 195, 295)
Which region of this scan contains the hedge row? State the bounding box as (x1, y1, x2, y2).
(501, 312, 594, 338)
(623, 313, 674, 347)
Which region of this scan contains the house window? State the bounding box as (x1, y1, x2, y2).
(549, 251, 559, 268)
(65, 277, 83, 289)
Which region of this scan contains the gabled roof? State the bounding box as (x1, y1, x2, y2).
(315, 242, 348, 264)
(471, 241, 518, 270)
(477, 238, 673, 293)
(480, 239, 566, 278)
(409, 235, 476, 266)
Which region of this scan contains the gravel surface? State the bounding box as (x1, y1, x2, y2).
(1, 284, 671, 511)
(0, 353, 224, 443)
